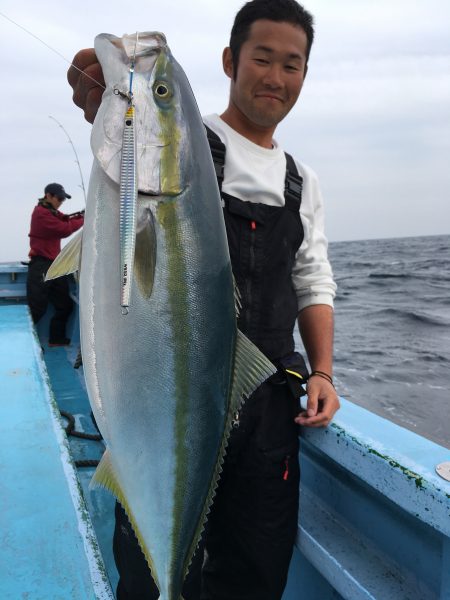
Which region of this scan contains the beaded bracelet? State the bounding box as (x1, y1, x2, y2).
(309, 370, 335, 388)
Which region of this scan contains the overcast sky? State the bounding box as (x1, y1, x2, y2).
(0, 0, 449, 262)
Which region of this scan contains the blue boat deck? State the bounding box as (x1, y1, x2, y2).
(0, 304, 114, 599)
(1, 262, 450, 599)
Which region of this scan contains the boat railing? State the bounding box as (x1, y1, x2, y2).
(283, 398, 450, 599)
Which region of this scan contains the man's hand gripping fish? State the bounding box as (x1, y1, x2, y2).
(47, 32, 276, 600)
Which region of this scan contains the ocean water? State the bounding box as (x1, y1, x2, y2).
(319, 234, 449, 449)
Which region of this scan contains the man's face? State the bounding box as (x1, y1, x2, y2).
(224, 19, 308, 131)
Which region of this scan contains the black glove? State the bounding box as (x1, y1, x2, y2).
(68, 210, 85, 218)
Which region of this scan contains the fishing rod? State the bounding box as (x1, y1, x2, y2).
(49, 115, 87, 205)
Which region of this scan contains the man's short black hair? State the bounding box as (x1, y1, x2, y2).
(229, 0, 314, 77)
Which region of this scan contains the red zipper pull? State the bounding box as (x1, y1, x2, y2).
(283, 456, 290, 481)
(250, 220, 256, 230)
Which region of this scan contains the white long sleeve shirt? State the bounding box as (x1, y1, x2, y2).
(203, 114, 337, 311)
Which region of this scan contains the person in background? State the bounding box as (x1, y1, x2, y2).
(26, 182, 84, 346)
(68, 0, 340, 598)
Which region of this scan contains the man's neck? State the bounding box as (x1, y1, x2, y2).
(219, 108, 276, 149)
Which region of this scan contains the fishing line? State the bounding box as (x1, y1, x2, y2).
(0, 10, 106, 90)
(128, 32, 139, 99)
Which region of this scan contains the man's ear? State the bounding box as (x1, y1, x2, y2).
(222, 47, 234, 79)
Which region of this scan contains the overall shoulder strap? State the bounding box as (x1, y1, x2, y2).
(205, 124, 303, 209)
(205, 125, 226, 192)
(284, 152, 303, 209)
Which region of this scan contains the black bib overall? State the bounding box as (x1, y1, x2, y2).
(201, 127, 307, 600)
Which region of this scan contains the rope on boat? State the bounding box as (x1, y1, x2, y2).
(60, 409, 103, 441)
(75, 459, 101, 468)
(60, 409, 102, 468)
(73, 348, 83, 369)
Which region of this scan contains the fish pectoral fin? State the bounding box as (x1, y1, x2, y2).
(45, 229, 83, 280)
(134, 207, 156, 298)
(230, 329, 277, 413)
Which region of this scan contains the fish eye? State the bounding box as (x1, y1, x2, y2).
(154, 82, 171, 100)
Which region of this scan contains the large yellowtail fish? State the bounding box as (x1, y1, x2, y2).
(48, 32, 275, 600)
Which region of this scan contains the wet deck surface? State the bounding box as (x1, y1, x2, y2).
(0, 304, 114, 599)
(42, 327, 119, 593)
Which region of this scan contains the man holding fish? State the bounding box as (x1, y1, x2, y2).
(67, 0, 339, 598)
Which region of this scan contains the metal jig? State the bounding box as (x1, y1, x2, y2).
(119, 33, 139, 314)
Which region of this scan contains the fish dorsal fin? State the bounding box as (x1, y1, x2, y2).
(134, 206, 157, 298)
(182, 329, 276, 581)
(45, 229, 83, 280)
(90, 450, 161, 592)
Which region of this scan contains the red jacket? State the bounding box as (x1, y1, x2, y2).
(28, 203, 84, 261)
